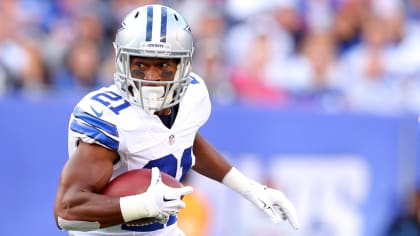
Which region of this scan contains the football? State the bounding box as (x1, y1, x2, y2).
(101, 168, 182, 226)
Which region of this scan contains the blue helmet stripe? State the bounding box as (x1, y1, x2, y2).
(70, 120, 119, 150)
(73, 107, 118, 137)
(146, 5, 153, 41)
(160, 6, 167, 42)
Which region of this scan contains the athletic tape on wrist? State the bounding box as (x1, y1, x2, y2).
(119, 194, 158, 222)
(222, 167, 254, 194)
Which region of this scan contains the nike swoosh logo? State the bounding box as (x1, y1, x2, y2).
(90, 105, 103, 117)
(163, 196, 176, 202)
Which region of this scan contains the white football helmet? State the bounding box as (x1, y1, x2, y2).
(114, 4, 194, 114)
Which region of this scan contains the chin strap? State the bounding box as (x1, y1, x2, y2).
(140, 86, 165, 114)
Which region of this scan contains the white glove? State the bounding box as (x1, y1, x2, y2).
(120, 167, 193, 223)
(222, 167, 299, 230)
(147, 167, 193, 216)
(244, 182, 299, 229)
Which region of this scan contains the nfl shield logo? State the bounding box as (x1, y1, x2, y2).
(169, 134, 175, 145)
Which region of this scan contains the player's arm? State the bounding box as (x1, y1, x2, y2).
(191, 133, 232, 182)
(192, 133, 300, 230)
(54, 141, 123, 230)
(54, 141, 192, 231)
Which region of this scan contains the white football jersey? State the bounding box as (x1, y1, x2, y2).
(67, 73, 211, 236)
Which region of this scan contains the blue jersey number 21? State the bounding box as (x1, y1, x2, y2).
(91, 91, 130, 115)
(144, 147, 193, 182)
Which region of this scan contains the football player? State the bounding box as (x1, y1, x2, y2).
(54, 4, 299, 236)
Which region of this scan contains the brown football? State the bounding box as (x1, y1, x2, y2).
(101, 168, 182, 226)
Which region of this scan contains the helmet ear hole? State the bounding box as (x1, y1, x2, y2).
(134, 11, 139, 18)
(128, 85, 134, 96)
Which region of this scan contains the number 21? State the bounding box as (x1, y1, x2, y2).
(91, 91, 130, 114)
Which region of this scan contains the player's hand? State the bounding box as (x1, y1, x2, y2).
(145, 167, 193, 218)
(243, 182, 299, 230)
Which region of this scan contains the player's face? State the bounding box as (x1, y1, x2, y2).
(130, 56, 179, 86)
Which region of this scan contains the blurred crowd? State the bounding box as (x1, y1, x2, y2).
(2, 0, 420, 114)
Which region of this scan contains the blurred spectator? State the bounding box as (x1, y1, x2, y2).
(0, 0, 29, 94)
(194, 38, 235, 105)
(374, 2, 420, 114)
(52, 39, 105, 95)
(0, 39, 24, 94)
(336, 14, 406, 113)
(268, 31, 344, 110)
(0, 0, 52, 97)
(18, 40, 51, 96)
(2, 0, 420, 114)
(75, 7, 105, 43)
(374, 1, 406, 45)
(185, 4, 235, 104)
(270, 0, 304, 52)
(330, 0, 364, 55)
(298, 32, 338, 92)
(224, 1, 300, 67)
(229, 31, 288, 105)
(301, 0, 334, 33)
